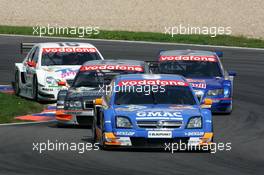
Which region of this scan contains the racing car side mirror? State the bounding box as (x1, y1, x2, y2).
(94, 98, 103, 105)
(228, 70, 237, 76)
(215, 51, 223, 57)
(27, 61, 36, 68)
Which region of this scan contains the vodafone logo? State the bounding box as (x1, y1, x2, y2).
(118, 80, 189, 86)
(80, 65, 144, 72)
(159, 55, 217, 62)
(42, 47, 97, 53)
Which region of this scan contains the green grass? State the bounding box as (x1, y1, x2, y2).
(0, 93, 43, 123)
(0, 25, 264, 48)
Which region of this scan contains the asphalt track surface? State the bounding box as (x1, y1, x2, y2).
(0, 35, 264, 175)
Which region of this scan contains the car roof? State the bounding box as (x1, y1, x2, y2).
(82, 59, 146, 66)
(160, 50, 216, 56)
(36, 42, 96, 48)
(115, 74, 186, 81)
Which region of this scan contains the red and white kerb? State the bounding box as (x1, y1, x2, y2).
(118, 80, 189, 86)
(42, 48, 97, 53)
(80, 65, 144, 72)
(159, 55, 217, 62)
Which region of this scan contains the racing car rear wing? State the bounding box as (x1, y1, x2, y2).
(20, 43, 36, 54)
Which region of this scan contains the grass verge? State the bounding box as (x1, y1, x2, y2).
(0, 93, 43, 123)
(0, 25, 264, 48)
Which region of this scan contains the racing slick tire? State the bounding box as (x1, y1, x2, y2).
(98, 113, 107, 150)
(14, 71, 20, 95)
(223, 101, 233, 115)
(32, 75, 38, 101)
(91, 117, 97, 144)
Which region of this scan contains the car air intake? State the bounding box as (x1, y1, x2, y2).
(137, 120, 182, 128)
(84, 100, 94, 109)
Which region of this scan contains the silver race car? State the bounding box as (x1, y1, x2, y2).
(14, 42, 104, 101)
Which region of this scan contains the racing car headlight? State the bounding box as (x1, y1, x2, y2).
(207, 89, 223, 96)
(116, 116, 133, 128)
(224, 87, 231, 97)
(186, 116, 202, 129)
(46, 76, 56, 85)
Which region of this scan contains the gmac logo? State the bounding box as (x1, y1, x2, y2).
(136, 111, 182, 117)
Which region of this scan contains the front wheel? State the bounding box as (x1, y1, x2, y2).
(91, 117, 97, 144)
(224, 101, 233, 114)
(32, 76, 38, 101)
(14, 71, 20, 95)
(98, 114, 106, 150)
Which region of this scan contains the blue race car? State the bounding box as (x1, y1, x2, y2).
(156, 50, 236, 114)
(92, 74, 213, 149)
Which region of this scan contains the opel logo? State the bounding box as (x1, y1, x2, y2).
(157, 120, 164, 128)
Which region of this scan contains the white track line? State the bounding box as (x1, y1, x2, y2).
(0, 120, 55, 126)
(0, 33, 264, 51)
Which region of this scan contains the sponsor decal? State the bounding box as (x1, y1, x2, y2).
(116, 131, 135, 136)
(41, 88, 53, 91)
(159, 55, 217, 62)
(115, 105, 147, 112)
(55, 68, 78, 78)
(187, 79, 207, 89)
(148, 131, 172, 138)
(184, 132, 204, 136)
(191, 83, 207, 89)
(80, 65, 144, 72)
(188, 137, 201, 146)
(136, 111, 182, 117)
(42, 47, 96, 53)
(118, 80, 188, 86)
(118, 137, 132, 146)
(186, 79, 206, 83)
(169, 105, 194, 110)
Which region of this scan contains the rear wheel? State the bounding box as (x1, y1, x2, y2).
(14, 71, 20, 95)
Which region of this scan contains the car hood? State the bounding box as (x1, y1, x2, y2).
(186, 78, 224, 90)
(113, 104, 201, 120)
(42, 65, 81, 80)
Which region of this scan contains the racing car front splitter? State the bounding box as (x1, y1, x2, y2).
(101, 132, 213, 148)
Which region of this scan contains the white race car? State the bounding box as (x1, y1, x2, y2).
(14, 42, 104, 101)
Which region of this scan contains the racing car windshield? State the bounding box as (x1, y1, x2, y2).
(114, 86, 196, 105)
(159, 61, 223, 78)
(41, 52, 101, 66)
(72, 70, 142, 88)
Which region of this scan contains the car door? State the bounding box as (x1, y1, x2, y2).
(25, 47, 39, 87)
